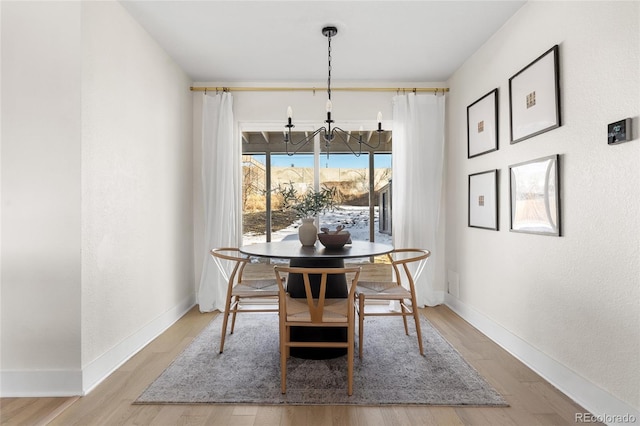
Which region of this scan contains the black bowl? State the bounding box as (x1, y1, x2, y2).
(317, 231, 351, 249)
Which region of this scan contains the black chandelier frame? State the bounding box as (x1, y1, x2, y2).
(284, 26, 384, 158)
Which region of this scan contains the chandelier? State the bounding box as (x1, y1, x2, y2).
(284, 26, 383, 157)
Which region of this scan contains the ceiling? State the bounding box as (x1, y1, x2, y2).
(119, 1, 526, 84)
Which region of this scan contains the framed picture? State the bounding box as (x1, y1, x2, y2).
(468, 169, 499, 230)
(467, 89, 498, 158)
(509, 155, 561, 236)
(509, 45, 561, 144)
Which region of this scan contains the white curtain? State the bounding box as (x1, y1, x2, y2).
(392, 93, 446, 307)
(198, 92, 240, 312)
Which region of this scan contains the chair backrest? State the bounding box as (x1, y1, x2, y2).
(210, 247, 250, 285)
(274, 266, 361, 323)
(387, 248, 431, 290)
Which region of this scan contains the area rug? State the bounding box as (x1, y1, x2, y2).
(135, 313, 507, 406)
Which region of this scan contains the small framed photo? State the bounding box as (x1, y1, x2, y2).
(509, 155, 561, 236)
(468, 169, 499, 230)
(509, 45, 561, 144)
(467, 89, 499, 158)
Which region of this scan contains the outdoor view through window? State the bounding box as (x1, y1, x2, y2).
(241, 130, 393, 249)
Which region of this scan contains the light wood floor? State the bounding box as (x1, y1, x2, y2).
(1, 263, 598, 425)
(1, 306, 598, 426)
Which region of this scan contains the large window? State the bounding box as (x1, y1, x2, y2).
(242, 131, 392, 246)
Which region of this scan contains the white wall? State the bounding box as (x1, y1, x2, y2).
(1, 1, 83, 394)
(445, 0, 639, 415)
(80, 1, 194, 393)
(1, 1, 195, 396)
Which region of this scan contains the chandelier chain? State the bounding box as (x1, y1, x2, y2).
(327, 34, 332, 101)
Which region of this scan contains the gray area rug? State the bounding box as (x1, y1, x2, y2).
(135, 313, 507, 406)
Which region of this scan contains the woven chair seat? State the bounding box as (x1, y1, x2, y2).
(285, 296, 349, 323)
(232, 280, 280, 298)
(355, 281, 411, 299)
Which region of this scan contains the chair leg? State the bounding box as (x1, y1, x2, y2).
(229, 296, 240, 334)
(358, 295, 365, 359)
(411, 295, 424, 356)
(347, 322, 354, 396)
(400, 298, 409, 335)
(280, 351, 287, 394)
(219, 291, 234, 354)
(281, 326, 288, 394)
(219, 312, 230, 354)
(285, 326, 291, 358)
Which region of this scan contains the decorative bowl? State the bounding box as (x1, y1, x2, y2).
(317, 231, 351, 249)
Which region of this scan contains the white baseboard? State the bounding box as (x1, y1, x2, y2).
(0, 294, 196, 397)
(0, 370, 83, 397)
(444, 294, 640, 426)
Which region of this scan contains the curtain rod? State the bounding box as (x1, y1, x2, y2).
(190, 86, 449, 94)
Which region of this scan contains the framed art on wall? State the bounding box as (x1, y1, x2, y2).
(467, 89, 498, 158)
(509, 155, 560, 236)
(509, 45, 561, 144)
(468, 169, 499, 230)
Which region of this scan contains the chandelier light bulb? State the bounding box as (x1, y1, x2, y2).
(326, 99, 333, 113)
(287, 106, 293, 119)
(377, 112, 382, 123)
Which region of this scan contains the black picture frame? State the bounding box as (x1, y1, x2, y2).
(509, 154, 561, 236)
(509, 45, 561, 144)
(467, 89, 499, 158)
(468, 169, 499, 231)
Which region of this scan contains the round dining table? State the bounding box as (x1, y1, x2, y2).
(239, 240, 393, 359)
(239, 240, 393, 262)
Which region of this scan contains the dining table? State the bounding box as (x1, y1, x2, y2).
(239, 239, 393, 359)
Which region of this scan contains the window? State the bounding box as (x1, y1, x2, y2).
(241, 130, 391, 246)
(318, 153, 391, 245)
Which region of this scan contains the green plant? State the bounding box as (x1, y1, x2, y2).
(276, 182, 337, 219)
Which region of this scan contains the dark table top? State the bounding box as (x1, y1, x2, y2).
(239, 240, 393, 260)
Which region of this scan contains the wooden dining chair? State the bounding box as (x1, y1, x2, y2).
(210, 248, 281, 353)
(355, 248, 431, 358)
(273, 266, 361, 396)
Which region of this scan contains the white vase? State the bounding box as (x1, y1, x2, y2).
(298, 218, 318, 246)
